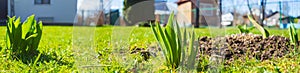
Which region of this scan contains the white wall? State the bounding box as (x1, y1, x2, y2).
(7, 0, 10, 16)
(14, 0, 77, 23)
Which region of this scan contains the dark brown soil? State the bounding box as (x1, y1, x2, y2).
(129, 46, 151, 61)
(198, 33, 294, 64)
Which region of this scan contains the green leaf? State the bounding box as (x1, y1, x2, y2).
(164, 12, 177, 66)
(6, 17, 14, 49)
(238, 25, 255, 33)
(248, 26, 255, 30)
(248, 15, 269, 38)
(150, 11, 198, 69)
(292, 25, 298, 46)
(13, 17, 22, 48)
(175, 21, 184, 67)
(289, 24, 299, 46)
(6, 31, 11, 49)
(31, 21, 43, 50)
(22, 15, 36, 39)
(237, 25, 246, 33)
(7, 16, 16, 34)
(151, 21, 171, 66)
(289, 25, 294, 43)
(5, 15, 43, 63)
(187, 29, 197, 70)
(181, 28, 187, 66)
(25, 34, 38, 40)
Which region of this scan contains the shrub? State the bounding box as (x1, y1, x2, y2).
(151, 12, 198, 71)
(6, 15, 43, 61)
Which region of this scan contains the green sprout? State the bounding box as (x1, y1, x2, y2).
(247, 15, 269, 38)
(6, 15, 43, 61)
(289, 24, 299, 47)
(151, 12, 198, 71)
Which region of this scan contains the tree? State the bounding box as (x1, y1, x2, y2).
(218, 0, 222, 28)
(123, 0, 155, 25)
(221, 0, 246, 26)
(123, 0, 142, 11)
(261, 0, 267, 26)
(247, 0, 267, 26)
(247, 0, 259, 25)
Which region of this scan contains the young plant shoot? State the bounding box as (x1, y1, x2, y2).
(151, 12, 197, 71)
(6, 15, 43, 61)
(247, 15, 269, 38)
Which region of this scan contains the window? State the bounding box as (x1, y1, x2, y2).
(199, 3, 213, 16)
(35, 0, 50, 4)
(38, 17, 54, 23)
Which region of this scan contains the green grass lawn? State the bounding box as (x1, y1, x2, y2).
(0, 26, 299, 72)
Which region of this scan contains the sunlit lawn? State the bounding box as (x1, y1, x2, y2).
(0, 26, 299, 72)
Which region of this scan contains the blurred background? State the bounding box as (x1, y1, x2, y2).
(1, 0, 300, 28)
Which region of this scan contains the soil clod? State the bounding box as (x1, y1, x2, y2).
(198, 33, 294, 64)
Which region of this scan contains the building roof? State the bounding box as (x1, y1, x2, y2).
(155, 1, 173, 14)
(155, 1, 168, 11)
(176, 0, 191, 5)
(155, 0, 167, 2)
(266, 11, 284, 18)
(297, 16, 300, 19)
(282, 16, 295, 20)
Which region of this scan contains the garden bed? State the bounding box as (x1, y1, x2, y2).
(198, 33, 295, 64)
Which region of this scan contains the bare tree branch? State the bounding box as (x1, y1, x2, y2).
(247, 0, 259, 25)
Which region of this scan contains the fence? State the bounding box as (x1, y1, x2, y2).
(157, 0, 300, 27)
(76, 0, 300, 28)
(217, 0, 300, 27)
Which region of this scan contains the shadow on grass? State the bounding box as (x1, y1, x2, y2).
(5, 49, 74, 67)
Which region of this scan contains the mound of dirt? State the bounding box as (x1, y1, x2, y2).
(129, 47, 151, 61)
(198, 33, 295, 63)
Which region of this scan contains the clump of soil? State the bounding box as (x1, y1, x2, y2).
(198, 33, 294, 63)
(129, 46, 153, 61)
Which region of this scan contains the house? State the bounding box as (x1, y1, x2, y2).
(296, 16, 300, 24)
(155, 0, 171, 26)
(77, 0, 107, 26)
(105, 9, 120, 25)
(242, 14, 260, 26)
(176, 0, 219, 27)
(279, 16, 300, 29)
(281, 16, 296, 24)
(242, 8, 267, 26)
(264, 11, 285, 26)
(221, 13, 234, 26)
(4, 0, 77, 25)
